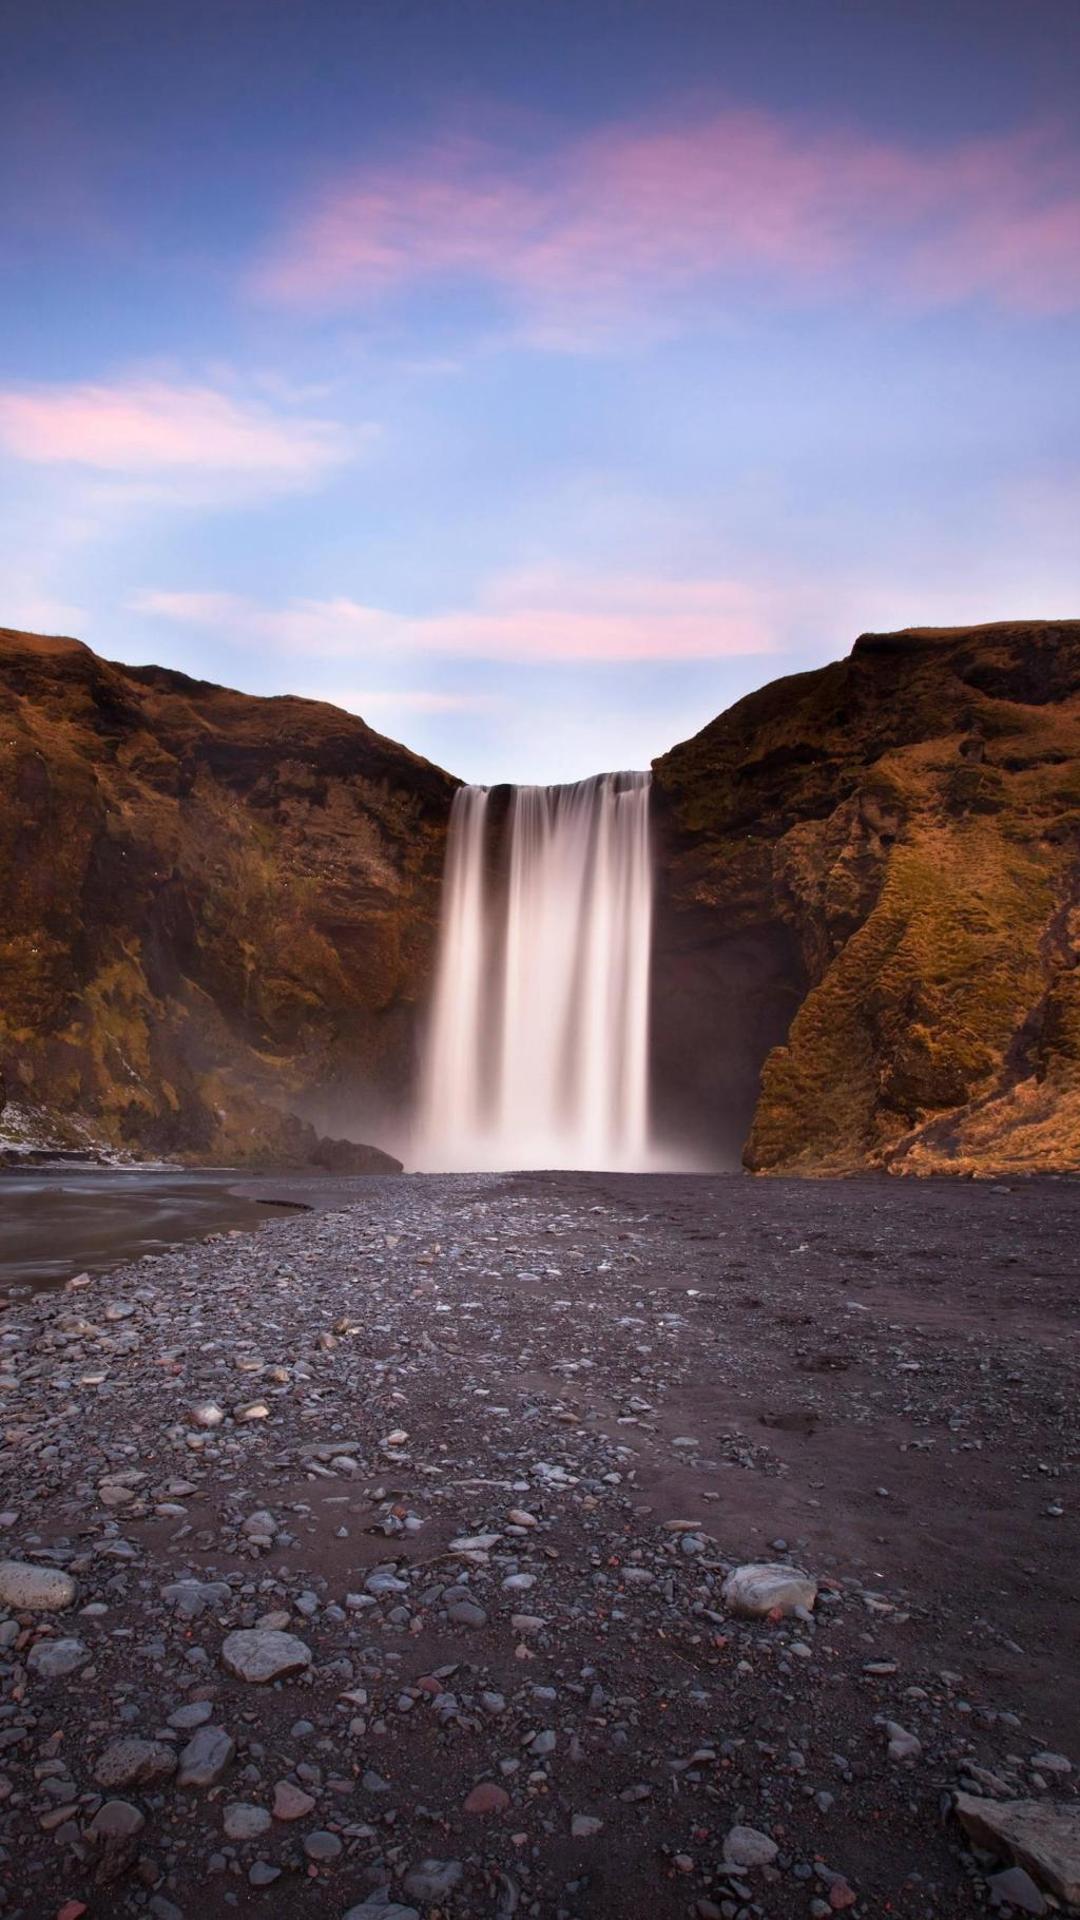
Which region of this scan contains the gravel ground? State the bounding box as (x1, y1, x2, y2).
(0, 1170, 1077, 1920)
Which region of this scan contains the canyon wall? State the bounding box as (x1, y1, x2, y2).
(4, 618, 1078, 1175)
(653, 620, 1080, 1175)
(0, 628, 456, 1164)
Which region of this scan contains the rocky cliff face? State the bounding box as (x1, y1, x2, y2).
(5, 619, 1078, 1177)
(653, 620, 1080, 1175)
(0, 628, 456, 1165)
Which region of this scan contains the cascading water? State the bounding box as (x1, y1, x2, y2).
(415, 772, 654, 1171)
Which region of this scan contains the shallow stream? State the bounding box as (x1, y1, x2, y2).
(0, 1168, 283, 1292)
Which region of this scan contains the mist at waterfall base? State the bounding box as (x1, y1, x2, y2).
(414, 772, 691, 1173)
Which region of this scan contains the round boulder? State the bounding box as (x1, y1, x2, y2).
(0, 1561, 78, 1612)
(721, 1562, 817, 1618)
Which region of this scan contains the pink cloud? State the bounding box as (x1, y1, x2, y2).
(250, 111, 1080, 329)
(132, 569, 781, 664)
(0, 379, 350, 481)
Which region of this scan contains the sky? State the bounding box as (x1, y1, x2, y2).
(2, 0, 1079, 783)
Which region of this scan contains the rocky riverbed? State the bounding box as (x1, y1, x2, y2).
(0, 1171, 1077, 1920)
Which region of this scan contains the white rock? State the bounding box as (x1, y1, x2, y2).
(0, 1561, 78, 1611)
(190, 1403, 224, 1429)
(721, 1562, 817, 1618)
(221, 1628, 312, 1683)
(885, 1721, 922, 1762)
(723, 1824, 779, 1869)
(224, 1802, 272, 1840)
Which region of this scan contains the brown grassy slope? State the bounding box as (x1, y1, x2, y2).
(0, 628, 456, 1160)
(654, 621, 1080, 1174)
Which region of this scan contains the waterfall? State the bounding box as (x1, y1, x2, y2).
(415, 772, 654, 1171)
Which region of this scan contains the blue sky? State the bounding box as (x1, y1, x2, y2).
(2, 0, 1079, 781)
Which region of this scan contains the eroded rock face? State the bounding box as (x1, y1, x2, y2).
(6, 618, 1080, 1179)
(654, 620, 1080, 1176)
(0, 627, 457, 1165)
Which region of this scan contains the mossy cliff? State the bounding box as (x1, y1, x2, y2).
(0, 628, 456, 1164)
(5, 619, 1078, 1176)
(654, 621, 1080, 1175)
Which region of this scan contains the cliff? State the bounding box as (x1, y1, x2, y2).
(653, 620, 1080, 1176)
(5, 618, 1078, 1178)
(0, 628, 457, 1165)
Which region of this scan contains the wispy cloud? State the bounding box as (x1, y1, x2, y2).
(0, 377, 355, 491)
(132, 568, 782, 664)
(250, 111, 1080, 339)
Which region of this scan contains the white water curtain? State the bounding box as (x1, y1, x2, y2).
(415, 773, 654, 1171)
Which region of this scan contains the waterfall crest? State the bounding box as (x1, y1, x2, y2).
(416, 772, 654, 1170)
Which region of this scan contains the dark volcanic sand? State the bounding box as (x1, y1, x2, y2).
(0, 1172, 1076, 1920)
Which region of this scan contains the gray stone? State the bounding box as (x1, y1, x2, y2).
(149, 1899, 185, 1920)
(447, 1600, 487, 1628)
(221, 1628, 312, 1683)
(885, 1721, 922, 1762)
(162, 1579, 230, 1620)
(224, 1802, 272, 1840)
(168, 1701, 214, 1731)
(304, 1829, 343, 1861)
(571, 1813, 604, 1837)
(1030, 1751, 1072, 1776)
(250, 1863, 282, 1887)
(95, 1738, 177, 1789)
(27, 1636, 88, 1678)
(403, 1859, 464, 1902)
(342, 1906, 420, 1920)
(88, 1798, 146, 1840)
(988, 1866, 1047, 1914)
(721, 1563, 817, 1618)
(955, 1793, 1080, 1905)
(723, 1824, 779, 1869)
(0, 1561, 78, 1611)
(177, 1724, 235, 1788)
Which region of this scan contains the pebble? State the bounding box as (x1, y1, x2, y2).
(723, 1824, 779, 1869)
(223, 1802, 272, 1840)
(177, 1725, 236, 1788)
(463, 1780, 511, 1814)
(403, 1860, 465, 1902)
(26, 1637, 88, 1678)
(94, 1738, 178, 1788)
(87, 1799, 145, 1840)
(884, 1721, 922, 1762)
(304, 1829, 344, 1861)
(273, 1778, 316, 1820)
